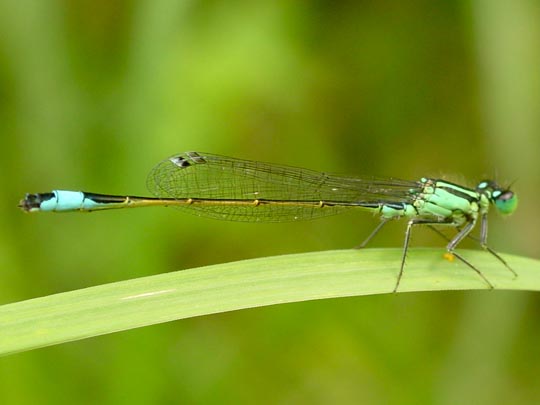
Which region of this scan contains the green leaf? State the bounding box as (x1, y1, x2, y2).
(1, 248, 538, 356)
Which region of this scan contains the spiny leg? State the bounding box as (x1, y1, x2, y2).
(445, 220, 493, 289)
(395, 219, 414, 292)
(394, 218, 450, 292)
(480, 246, 517, 277)
(355, 218, 390, 249)
(478, 214, 517, 278)
(428, 220, 516, 279)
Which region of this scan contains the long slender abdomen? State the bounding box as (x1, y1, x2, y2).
(19, 190, 158, 212)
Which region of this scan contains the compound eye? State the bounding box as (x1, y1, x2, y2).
(494, 191, 518, 215)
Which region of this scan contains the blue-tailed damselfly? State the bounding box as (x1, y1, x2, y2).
(19, 151, 518, 291)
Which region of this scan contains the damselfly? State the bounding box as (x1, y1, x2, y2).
(19, 151, 518, 291)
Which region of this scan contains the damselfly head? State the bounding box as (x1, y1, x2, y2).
(476, 180, 518, 215)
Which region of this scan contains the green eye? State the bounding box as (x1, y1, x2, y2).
(494, 191, 518, 215)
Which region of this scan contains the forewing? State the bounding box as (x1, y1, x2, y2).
(147, 152, 420, 222)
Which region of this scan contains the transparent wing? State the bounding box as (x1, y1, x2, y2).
(146, 152, 421, 222)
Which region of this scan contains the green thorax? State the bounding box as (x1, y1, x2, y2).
(407, 178, 517, 224)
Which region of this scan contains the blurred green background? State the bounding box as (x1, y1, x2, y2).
(1, 1, 539, 404)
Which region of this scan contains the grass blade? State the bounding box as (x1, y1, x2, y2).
(1, 248, 538, 356)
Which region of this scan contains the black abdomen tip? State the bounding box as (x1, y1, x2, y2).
(18, 192, 54, 211)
